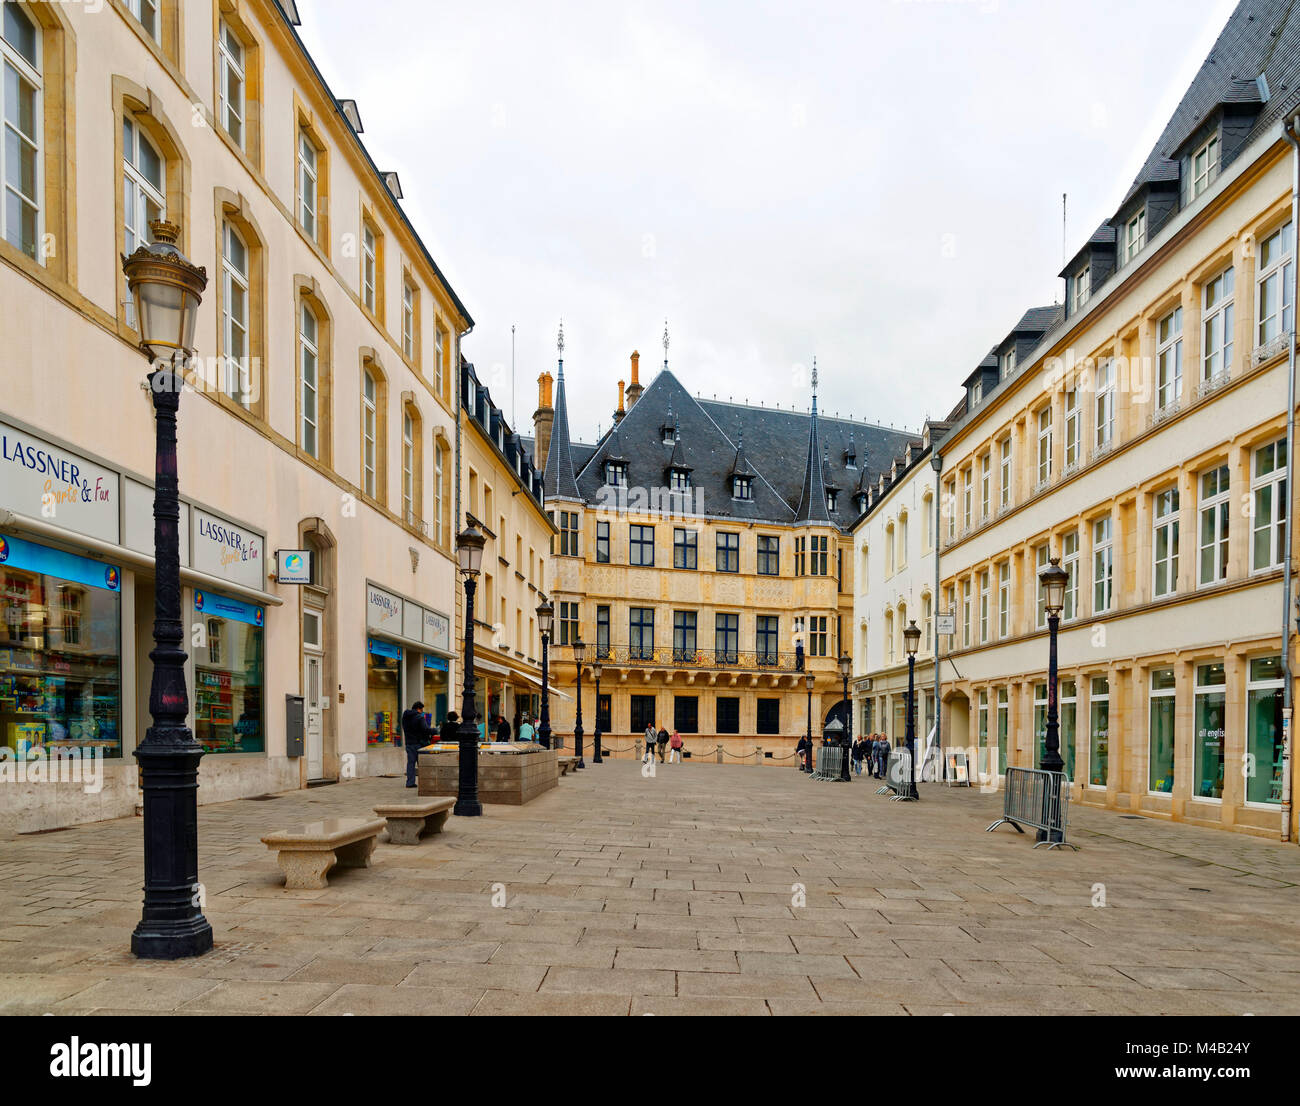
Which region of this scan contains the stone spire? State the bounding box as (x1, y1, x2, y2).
(542, 320, 581, 500)
(794, 356, 832, 524)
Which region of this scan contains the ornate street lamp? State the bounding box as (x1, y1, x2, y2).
(903, 619, 922, 801)
(838, 652, 853, 781)
(804, 671, 815, 774)
(455, 525, 486, 816)
(122, 220, 212, 960)
(1038, 556, 1069, 842)
(536, 598, 553, 750)
(590, 659, 604, 763)
(572, 639, 586, 768)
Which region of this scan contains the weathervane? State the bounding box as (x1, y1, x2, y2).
(663, 319, 670, 368)
(558, 319, 565, 356)
(812, 355, 818, 395)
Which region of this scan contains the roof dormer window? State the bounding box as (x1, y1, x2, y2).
(1124, 210, 1146, 262)
(856, 493, 868, 513)
(1073, 265, 1090, 312)
(732, 475, 752, 500)
(826, 490, 838, 513)
(605, 461, 626, 486)
(1191, 135, 1219, 199)
(671, 469, 691, 492)
(663, 425, 675, 445)
(1000, 348, 1016, 380)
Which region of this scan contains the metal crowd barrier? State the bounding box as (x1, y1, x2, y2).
(986, 767, 1079, 850)
(811, 745, 845, 781)
(876, 748, 914, 799)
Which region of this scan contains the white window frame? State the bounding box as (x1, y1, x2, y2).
(1062, 529, 1079, 621)
(1252, 439, 1288, 573)
(979, 453, 990, 519)
(402, 280, 415, 360)
(1152, 487, 1180, 598)
(217, 18, 246, 149)
(1155, 306, 1183, 413)
(299, 302, 319, 458)
(362, 369, 377, 498)
(1073, 265, 1090, 311)
(961, 579, 971, 649)
(362, 223, 377, 312)
(1036, 406, 1052, 487)
(1198, 463, 1230, 587)
(1064, 387, 1080, 470)
(123, 115, 165, 259)
(434, 442, 444, 546)
(298, 129, 318, 238)
(1094, 359, 1115, 450)
(1125, 209, 1146, 262)
(1201, 265, 1234, 384)
(1257, 222, 1294, 347)
(1093, 515, 1114, 614)
(127, 0, 160, 42)
(962, 469, 972, 530)
(998, 436, 1012, 508)
(1034, 543, 1049, 629)
(1001, 348, 1016, 380)
(1, 3, 41, 261)
(997, 561, 1010, 638)
(220, 220, 250, 406)
(402, 411, 415, 524)
(1191, 135, 1219, 199)
(978, 570, 989, 644)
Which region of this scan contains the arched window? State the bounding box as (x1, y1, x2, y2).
(898, 511, 909, 570)
(123, 113, 165, 255)
(884, 522, 895, 576)
(299, 302, 319, 458)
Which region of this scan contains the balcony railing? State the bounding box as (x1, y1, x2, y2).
(590, 647, 807, 672)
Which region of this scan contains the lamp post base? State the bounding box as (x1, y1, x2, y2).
(132, 915, 213, 960)
(454, 798, 483, 817)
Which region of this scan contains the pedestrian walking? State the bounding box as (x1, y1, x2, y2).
(400, 700, 433, 788)
(795, 734, 810, 773)
(669, 729, 683, 763)
(656, 725, 670, 762)
(851, 736, 865, 776)
(643, 725, 658, 766)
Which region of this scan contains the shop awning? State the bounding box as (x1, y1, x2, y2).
(470, 654, 571, 700)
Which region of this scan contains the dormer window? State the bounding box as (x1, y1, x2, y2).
(1073, 265, 1090, 311)
(971, 381, 983, 406)
(663, 425, 675, 445)
(1124, 210, 1146, 262)
(1000, 348, 1016, 380)
(671, 470, 691, 492)
(856, 493, 868, 513)
(1191, 135, 1219, 199)
(605, 461, 626, 486)
(733, 475, 752, 500)
(826, 490, 838, 513)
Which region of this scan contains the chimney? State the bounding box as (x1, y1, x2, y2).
(534, 371, 555, 470)
(615, 379, 626, 423)
(626, 350, 644, 409)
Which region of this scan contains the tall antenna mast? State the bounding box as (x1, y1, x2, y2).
(511, 324, 516, 424)
(1062, 192, 1068, 269)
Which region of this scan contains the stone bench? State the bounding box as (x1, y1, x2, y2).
(260, 817, 385, 889)
(558, 756, 579, 776)
(373, 797, 455, 845)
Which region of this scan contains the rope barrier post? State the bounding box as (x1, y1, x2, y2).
(756, 745, 762, 766)
(635, 737, 642, 762)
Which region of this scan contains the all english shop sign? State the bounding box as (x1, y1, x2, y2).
(191, 508, 264, 590)
(0, 422, 120, 543)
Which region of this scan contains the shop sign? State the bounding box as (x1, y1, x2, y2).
(423, 655, 448, 671)
(366, 584, 403, 634)
(276, 549, 312, 584)
(194, 589, 264, 628)
(0, 533, 121, 592)
(423, 609, 450, 652)
(192, 509, 264, 590)
(367, 637, 401, 660)
(0, 421, 120, 543)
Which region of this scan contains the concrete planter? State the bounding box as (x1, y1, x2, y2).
(417, 746, 559, 805)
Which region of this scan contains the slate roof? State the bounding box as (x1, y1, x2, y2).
(1116, 0, 1300, 208)
(529, 369, 915, 529)
(542, 360, 582, 500)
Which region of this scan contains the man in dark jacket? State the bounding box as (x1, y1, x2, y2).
(795, 735, 809, 772)
(439, 711, 460, 744)
(656, 726, 669, 762)
(496, 715, 511, 742)
(401, 701, 433, 788)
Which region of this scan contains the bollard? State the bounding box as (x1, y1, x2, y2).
(635, 738, 642, 762)
(715, 746, 723, 764)
(756, 745, 763, 766)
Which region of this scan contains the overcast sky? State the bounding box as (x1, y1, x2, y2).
(297, 0, 1238, 443)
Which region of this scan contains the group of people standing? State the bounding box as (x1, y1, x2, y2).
(794, 732, 894, 777)
(642, 723, 683, 764)
(398, 702, 545, 788)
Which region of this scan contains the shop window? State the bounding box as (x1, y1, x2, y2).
(366, 638, 401, 745)
(1149, 667, 1176, 794)
(1247, 656, 1284, 805)
(193, 591, 264, 754)
(1089, 677, 1109, 789)
(0, 537, 122, 758)
(1193, 662, 1225, 800)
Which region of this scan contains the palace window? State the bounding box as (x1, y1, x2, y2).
(604, 460, 626, 486)
(716, 532, 739, 573)
(756, 535, 779, 576)
(595, 520, 609, 564)
(808, 616, 828, 657)
(673, 610, 697, 661)
(630, 524, 655, 567)
(1093, 516, 1114, 613)
(217, 18, 246, 149)
(673, 527, 697, 570)
(595, 605, 610, 658)
(630, 607, 654, 660)
(756, 615, 779, 665)
(559, 511, 579, 556)
(1258, 223, 1294, 346)
(220, 220, 250, 405)
(558, 601, 579, 646)
(809, 535, 828, 576)
(1156, 306, 1183, 412)
(715, 613, 739, 664)
(733, 475, 752, 500)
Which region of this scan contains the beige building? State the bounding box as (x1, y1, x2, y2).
(922, 0, 1298, 839)
(528, 337, 915, 762)
(0, 0, 469, 830)
(456, 358, 555, 734)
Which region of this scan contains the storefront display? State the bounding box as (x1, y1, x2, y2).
(1089, 677, 1109, 788)
(422, 655, 449, 726)
(193, 590, 264, 754)
(1247, 656, 1283, 805)
(1193, 662, 1226, 800)
(1149, 667, 1176, 794)
(0, 534, 122, 758)
(367, 638, 401, 745)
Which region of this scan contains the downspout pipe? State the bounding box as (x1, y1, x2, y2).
(1280, 117, 1299, 843)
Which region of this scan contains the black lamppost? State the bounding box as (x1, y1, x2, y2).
(536, 597, 553, 750)
(804, 671, 815, 774)
(591, 659, 603, 763)
(903, 619, 922, 801)
(123, 220, 213, 960)
(572, 639, 586, 769)
(838, 652, 853, 782)
(455, 525, 486, 816)
(1038, 556, 1069, 843)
